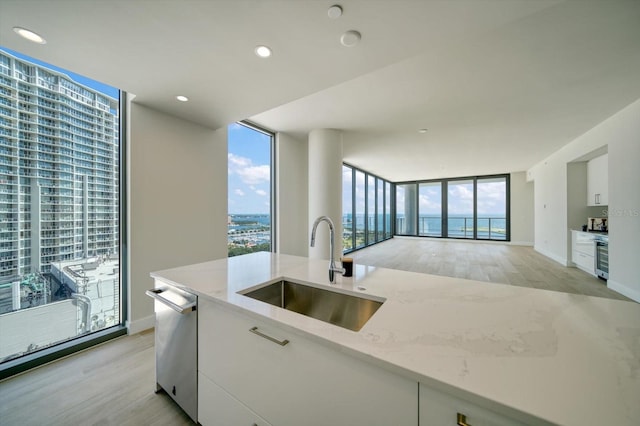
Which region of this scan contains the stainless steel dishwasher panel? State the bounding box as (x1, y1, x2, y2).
(146, 285, 197, 422)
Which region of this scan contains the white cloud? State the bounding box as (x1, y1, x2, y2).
(255, 189, 267, 196)
(449, 184, 474, 200)
(235, 189, 245, 196)
(228, 153, 270, 185)
(419, 194, 440, 212)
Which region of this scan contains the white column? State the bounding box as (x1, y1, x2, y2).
(308, 129, 343, 260)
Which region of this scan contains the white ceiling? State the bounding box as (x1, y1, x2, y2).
(1, 0, 639, 181)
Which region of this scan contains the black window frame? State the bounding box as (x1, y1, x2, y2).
(227, 120, 276, 257)
(394, 174, 510, 242)
(0, 71, 128, 379)
(342, 163, 394, 255)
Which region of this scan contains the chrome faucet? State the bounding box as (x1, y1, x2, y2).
(310, 216, 344, 283)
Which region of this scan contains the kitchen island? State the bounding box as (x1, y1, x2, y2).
(151, 252, 640, 426)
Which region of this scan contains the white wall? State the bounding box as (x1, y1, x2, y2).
(276, 132, 308, 256)
(509, 172, 534, 245)
(128, 101, 228, 332)
(528, 99, 640, 302)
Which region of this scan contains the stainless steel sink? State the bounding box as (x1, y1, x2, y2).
(239, 280, 384, 331)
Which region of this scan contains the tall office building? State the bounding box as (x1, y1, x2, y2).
(0, 50, 119, 285)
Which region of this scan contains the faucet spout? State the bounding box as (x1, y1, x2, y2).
(310, 216, 344, 283)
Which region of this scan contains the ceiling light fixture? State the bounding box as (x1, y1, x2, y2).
(418, 129, 428, 133)
(328, 5, 343, 19)
(340, 30, 361, 47)
(176, 95, 189, 102)
(13, 26, 46, 44)
(255, 45, 272, 58)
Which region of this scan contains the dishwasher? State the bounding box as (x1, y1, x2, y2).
(146, 283, 197, 422)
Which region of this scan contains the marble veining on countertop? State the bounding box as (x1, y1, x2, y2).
(151, 252, 640, 426)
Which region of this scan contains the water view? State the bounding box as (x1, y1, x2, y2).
(397, 214, 507, 239)
(228, 214, 271, 257)
(343, 213, 507, 248)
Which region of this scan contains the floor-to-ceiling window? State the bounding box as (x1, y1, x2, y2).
(227, 122, 274, 257)
(395, 174, 510, 241)
(342, 164, 392, 254)
(396, 183, 417, 236)
(342, 165, 353, 251)
(384, 182, 391, 239)
(354, 169, 366, 249)
(476, 176, 508, 240)
(376, 178, 384, 241)
(366, 174, 376, 244)
(0, 47, 125, 376)
(447, 179, 475, 239)
(419, 182, 442, 237)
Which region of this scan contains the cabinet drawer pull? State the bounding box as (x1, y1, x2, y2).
(457, 412, 471, 426)
(249, 326, 290, 346)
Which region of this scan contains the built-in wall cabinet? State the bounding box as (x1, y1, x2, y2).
(587, 154, 608, 206)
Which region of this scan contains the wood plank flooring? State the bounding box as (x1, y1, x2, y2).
(350, 237, 631, 301)
(0, 329, 194, 426)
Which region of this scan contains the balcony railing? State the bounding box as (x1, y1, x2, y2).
(396, 216, 507, 240)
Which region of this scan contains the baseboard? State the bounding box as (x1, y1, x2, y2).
(127, 314, 155, 335)
(607, 280, 640, 303)
(534, 246, 568, 266)
(509, 241, 534, 246)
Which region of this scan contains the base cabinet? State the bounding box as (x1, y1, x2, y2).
(198, 298, 417, 426)
(199, 372, 272, 426)
(419, 384, 528, 426)
(571, 231, 595, 275)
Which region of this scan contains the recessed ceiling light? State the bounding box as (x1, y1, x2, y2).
(418, 129, 428, 133)
(328, 5, 343, 19)
(340, 30, 361, 47)
(176, 95, 189, 102)
(255, 45, 272, 58)
(13, 27, 46, 44)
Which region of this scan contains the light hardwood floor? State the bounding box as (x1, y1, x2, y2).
(350, 237, 631, 301)
(0, 329, 194, 426)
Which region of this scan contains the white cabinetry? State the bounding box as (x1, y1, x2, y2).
(571, 230, 595, 275)
(587, 154, 608, 206)
(199, 372, 272, 426)
(198, 298, 417, 426)
(419, 384, 527, 426)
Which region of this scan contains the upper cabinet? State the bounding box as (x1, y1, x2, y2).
(587, 153, 608, 206)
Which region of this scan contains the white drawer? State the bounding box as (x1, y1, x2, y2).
(198, 372, 271, 426)
(574, 251, 594, 272)
(572, 232, 595, 256)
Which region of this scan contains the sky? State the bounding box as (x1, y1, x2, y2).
(228, 123, 271, 214)
(0, 46, 119, 99)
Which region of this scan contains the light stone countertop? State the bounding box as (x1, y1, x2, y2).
(151, 252, 640, 426)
